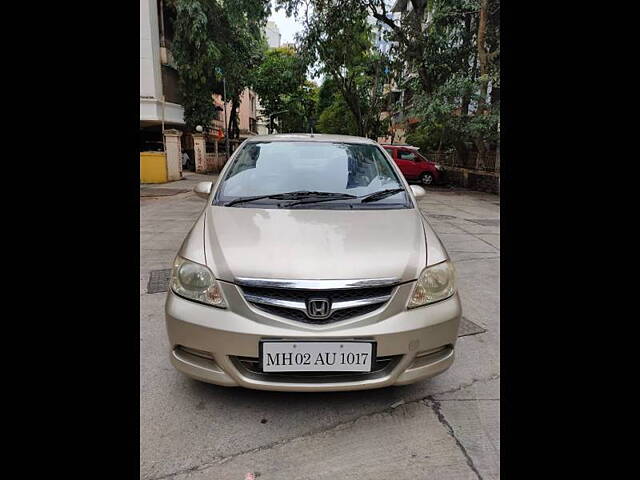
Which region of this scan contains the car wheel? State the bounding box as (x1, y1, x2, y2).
(420, 172, 434, 185)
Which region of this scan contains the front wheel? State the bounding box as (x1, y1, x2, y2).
(420, 172, 434, 186)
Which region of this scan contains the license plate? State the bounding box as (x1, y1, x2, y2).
(261, 341, 374, 373)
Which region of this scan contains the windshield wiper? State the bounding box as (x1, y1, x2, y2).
(283, 193, 359, 207)
(284, 189, 406, 207)
(225, 191, 356, 207)
(359, 188, 406, 203)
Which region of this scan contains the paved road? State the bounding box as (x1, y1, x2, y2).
(140, 173, 500, 480)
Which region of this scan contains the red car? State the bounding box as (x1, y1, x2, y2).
(382, 144, 442, 186)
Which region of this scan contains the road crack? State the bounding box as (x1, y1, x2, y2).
(426, 398, 484, 480)
(454, 256, 500, 263)
(145, 373, 500, 480)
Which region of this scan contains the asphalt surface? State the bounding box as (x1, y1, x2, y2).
(140, 173, 500, 480)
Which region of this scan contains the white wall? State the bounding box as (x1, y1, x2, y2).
(140, 0, 161, 99)
(265, 21, 281, 48)
(140, 0, 184, 124)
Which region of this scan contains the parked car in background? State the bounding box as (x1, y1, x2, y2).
(382, 144, 443, 186)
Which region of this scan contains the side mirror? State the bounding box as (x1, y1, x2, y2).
(194, 181, 212, 200)
(410, 185, 426, 198)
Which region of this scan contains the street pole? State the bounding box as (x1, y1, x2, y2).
(161, 94, 166, 153)
(223, 76, 230, 159)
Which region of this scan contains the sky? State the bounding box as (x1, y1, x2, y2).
(268, 5, 304, 45)
(268, 5, 323, 82)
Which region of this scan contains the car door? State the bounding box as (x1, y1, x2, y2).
(385, 147, 412, 177)
(383, 147, 401, 170)
(396, 149, 421, 178)
(383, 147, 396, 161)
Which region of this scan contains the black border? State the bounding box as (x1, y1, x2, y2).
(12, 2, 141, 477)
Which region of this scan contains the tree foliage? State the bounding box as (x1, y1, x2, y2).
(252, 46, 317, 133)
(278, 0, 499, 156)
(171, 0, 269, 133)
(316, 96, 359, 135)
(316, 77, 339, 114)
(286, 0, 391, 138)
(170, 0, 499, 153)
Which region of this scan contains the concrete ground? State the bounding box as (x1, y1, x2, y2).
(140, 173, 500, 480)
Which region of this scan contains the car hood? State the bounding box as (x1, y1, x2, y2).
(203, 206, 428, 283)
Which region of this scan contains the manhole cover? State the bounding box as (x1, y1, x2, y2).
(140, 188, 190, 197)
(147, 268, 172, 294)
(465, 218, 500, 227)
(458, 316, 487, 337)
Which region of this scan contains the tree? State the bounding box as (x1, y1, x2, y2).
(280, 0, 499, 153)
(289, 0, 391, 138)
(279, 80, 319, 133)
(316, 97, 359, 135)
(316, 77, 339, 114)
(171, 0, 222, 130)
(252, 46, 315, 133)
(171, 0, 269, 133)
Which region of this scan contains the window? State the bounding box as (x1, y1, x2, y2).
(215, 141, 409, 209)
(398, 150, 417, 161)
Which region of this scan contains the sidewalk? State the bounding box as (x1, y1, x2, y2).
(140, 171, 218, 194)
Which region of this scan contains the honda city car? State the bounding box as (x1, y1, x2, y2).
(165, 134, 461, 391)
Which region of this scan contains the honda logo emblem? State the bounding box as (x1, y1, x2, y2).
(306, 298, 331, 319)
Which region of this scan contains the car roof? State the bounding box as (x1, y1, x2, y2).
(245, 133, 377, 145)
(381, 144, 419, 149)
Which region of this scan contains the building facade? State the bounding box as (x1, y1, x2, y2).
(265, 21, 282, 48)
(255, 21, 283, 135)
(140, 0, 184, 142)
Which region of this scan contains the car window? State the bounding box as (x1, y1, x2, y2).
(398, 150, 417, 161)
(215, 141, 410, 209)
(384, 148, 395, 157)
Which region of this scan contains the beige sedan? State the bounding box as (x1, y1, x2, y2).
(165, 134, 461, 391)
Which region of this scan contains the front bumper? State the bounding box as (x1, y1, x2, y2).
(165, 282, 462, 392)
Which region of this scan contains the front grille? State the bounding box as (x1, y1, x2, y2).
(252, 302, 382, 324)
(242, 285, 393, 302)
(231, 355, 401, 383)
(240, 285, 394, 324)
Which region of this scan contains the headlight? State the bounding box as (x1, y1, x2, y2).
(407, 260, 456, 308)
(435, 164, 442, 170)
(170, 256, 226, 308)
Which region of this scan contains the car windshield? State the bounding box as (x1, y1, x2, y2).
(214, 141, 410, 209)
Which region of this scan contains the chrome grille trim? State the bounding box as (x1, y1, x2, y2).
(243, 293, 392, 311)
(239, 283, 396, 324)
(235, 277, 402, 290)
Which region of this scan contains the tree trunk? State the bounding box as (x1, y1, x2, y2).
(366, 59, 383, 139)
(341, 79, 365, 137)
(474, 138, 487, 170)
(453, 140, 468, 167)
(474, 0, 489, 170)
(477, 0, 489, 112)
(227, 95, 240, 139)
(461, 15, 474, 116)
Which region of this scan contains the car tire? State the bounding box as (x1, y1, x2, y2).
(420, 172, 434, 186)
